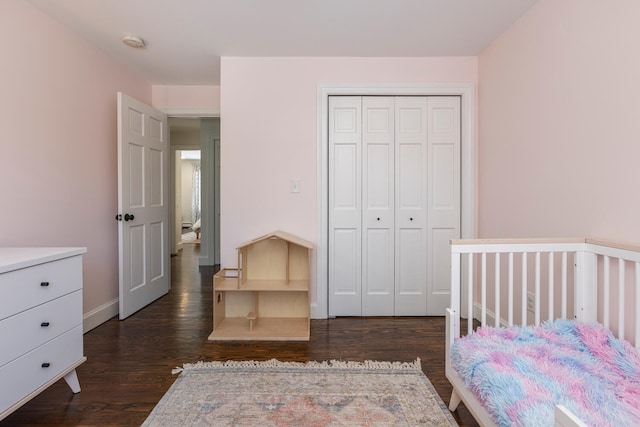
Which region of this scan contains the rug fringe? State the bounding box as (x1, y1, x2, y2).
(175, 358, 422, 373)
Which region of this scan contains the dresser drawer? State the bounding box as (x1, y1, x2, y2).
(0, 325, 83, 413)
(0, 256, 82, 321)
(0, 291, 82, 367)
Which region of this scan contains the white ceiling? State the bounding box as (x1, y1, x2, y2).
(28, 0, 538, 86)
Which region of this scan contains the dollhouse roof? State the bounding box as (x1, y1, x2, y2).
(237, 230, 313, 250)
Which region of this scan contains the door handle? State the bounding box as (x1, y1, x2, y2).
(124, 214, 135, 221)
(115, 214, 122, 221)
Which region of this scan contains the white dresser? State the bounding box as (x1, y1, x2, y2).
(0, 247, 87, 420)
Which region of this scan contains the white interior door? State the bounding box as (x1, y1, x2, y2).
(117, 92, 170, 319)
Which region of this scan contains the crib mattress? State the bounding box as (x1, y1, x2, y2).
(451, 319, 640, 426)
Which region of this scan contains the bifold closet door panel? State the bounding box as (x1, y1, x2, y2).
(426, 96, 461, 315)
(328, 96, 362, 316)
(394, 97, 429, 315)
(362, 97, 395, 316)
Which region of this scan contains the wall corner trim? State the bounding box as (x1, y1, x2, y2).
(83, 298, 119, 333)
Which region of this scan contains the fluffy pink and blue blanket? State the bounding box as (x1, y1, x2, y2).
(451, 319, 640, 426)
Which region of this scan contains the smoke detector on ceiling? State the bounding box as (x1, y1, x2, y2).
(122, 35, 146, 49)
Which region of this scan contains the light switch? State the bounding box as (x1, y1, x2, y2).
(290, 179, 300, 193)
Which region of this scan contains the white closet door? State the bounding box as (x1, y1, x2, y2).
(362, 97, 395, 315)
(328, 96, 362, 316)
(328, 95, 460, 317)
(426, 96, 461, 314)
(394, 97, 428, 315)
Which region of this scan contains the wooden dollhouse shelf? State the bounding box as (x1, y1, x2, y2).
(215, 279, 309, 291)
(209, 317, 309, 341)
(208, 231, 313, 341)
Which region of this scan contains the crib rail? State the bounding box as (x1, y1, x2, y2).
(450, 237, 640, 347)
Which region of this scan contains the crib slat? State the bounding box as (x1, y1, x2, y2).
(522, 253, 527, 325)
(468, 254, 474, 336)
(508, 252, 514, 326)
(481, 252, 487, 326)
(636, 262, 640, 348)
(561, 252, 567, 319)
(604, 255, 610, 329)
(495, 254, 500, 327)
(535, 252, 541, 325)
(619, 259, 625, 341)
(548, 252, 555, 322)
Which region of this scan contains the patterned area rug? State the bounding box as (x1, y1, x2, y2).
(142, 359, 457, 426)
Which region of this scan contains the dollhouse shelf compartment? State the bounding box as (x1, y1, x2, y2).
(208, 231, 313, 341)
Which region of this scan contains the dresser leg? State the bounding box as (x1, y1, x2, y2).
(63, 369, 81, 393)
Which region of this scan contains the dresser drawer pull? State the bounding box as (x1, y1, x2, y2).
(41, 362, 51, 368)
(40, 282, 50, 287)
(41, 322, 50, 327)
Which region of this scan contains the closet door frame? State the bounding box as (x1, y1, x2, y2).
(316, 84, 475, 320)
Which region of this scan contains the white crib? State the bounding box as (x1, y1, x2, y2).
(446, 238, 640, 427)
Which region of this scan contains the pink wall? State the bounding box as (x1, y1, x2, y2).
(0, 1, 151, 316)
(152, 85, 220, 112)
(220, 56, 477, 305)
(478, 0, 640, 243)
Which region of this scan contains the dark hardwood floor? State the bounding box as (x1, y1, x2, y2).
(1, 244, 477, 426)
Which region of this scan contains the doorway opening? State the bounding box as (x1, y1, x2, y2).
(169, 117, 220, 267)
(177, 149, 201, 244)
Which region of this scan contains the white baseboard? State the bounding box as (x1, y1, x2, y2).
(83, 298, 119, 333)
(310, 302, 322, 319)
(473, 303, 509, 328)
